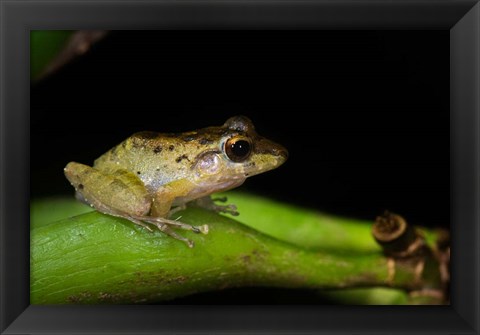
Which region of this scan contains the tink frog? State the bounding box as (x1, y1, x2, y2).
(64, 116, 288, 247)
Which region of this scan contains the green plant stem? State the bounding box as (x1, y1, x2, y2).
(221, 192, 439, 253)
(31, 196, 443, 304)
(225, 193, 381, 253)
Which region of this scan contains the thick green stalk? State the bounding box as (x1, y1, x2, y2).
(30, 196, 443, 304)
(218, 192, 439, 253)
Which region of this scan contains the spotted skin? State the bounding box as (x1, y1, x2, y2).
(64, 116, 288, 247)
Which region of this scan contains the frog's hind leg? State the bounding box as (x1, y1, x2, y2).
(131, 214, 209, 235)
(64, 162, 152, 226)
(65, 163, 206, 247)
(129, 215, 208, 248)
(155, 223, 196, 248)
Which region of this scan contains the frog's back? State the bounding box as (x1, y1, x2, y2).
(94, 131, 192, 191)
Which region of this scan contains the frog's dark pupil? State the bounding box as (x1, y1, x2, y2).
(232, 140, 250, 157)
(227, 140, 250, 161)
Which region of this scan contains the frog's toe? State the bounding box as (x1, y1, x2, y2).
(225, 204, 239, 216)
(153, 221, 197, 248)
(215, 204, 239, 216)
(188, 224, 209, 235)
(197, 224, 209, 234)
(212, 196, 228, 203)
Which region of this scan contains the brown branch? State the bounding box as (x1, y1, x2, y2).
(36, 30, 109, 81)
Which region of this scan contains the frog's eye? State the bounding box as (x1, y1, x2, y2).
(225, 137, 252, 162)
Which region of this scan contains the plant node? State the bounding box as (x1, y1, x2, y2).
(372, 211, 425, 258)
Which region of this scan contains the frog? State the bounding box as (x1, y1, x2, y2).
(64, 116, 288, 248)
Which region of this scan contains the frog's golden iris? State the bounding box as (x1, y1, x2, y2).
(225, 137, 252, 162)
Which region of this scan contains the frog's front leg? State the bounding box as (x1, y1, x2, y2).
(193, 196, 239, 216)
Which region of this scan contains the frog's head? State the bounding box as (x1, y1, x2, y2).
(192, 116, 288, 185)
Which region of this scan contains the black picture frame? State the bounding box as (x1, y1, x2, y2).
(1, 1, 479, 334)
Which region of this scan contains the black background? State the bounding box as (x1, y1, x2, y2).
(31, 30, 449, 225)
(31, 30, 449, 303)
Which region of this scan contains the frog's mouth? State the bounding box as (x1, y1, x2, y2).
(242, 138, 288, 177)
(253, 137, 289, 161)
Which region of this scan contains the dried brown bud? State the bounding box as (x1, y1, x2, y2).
(372, 211, 423, 257)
